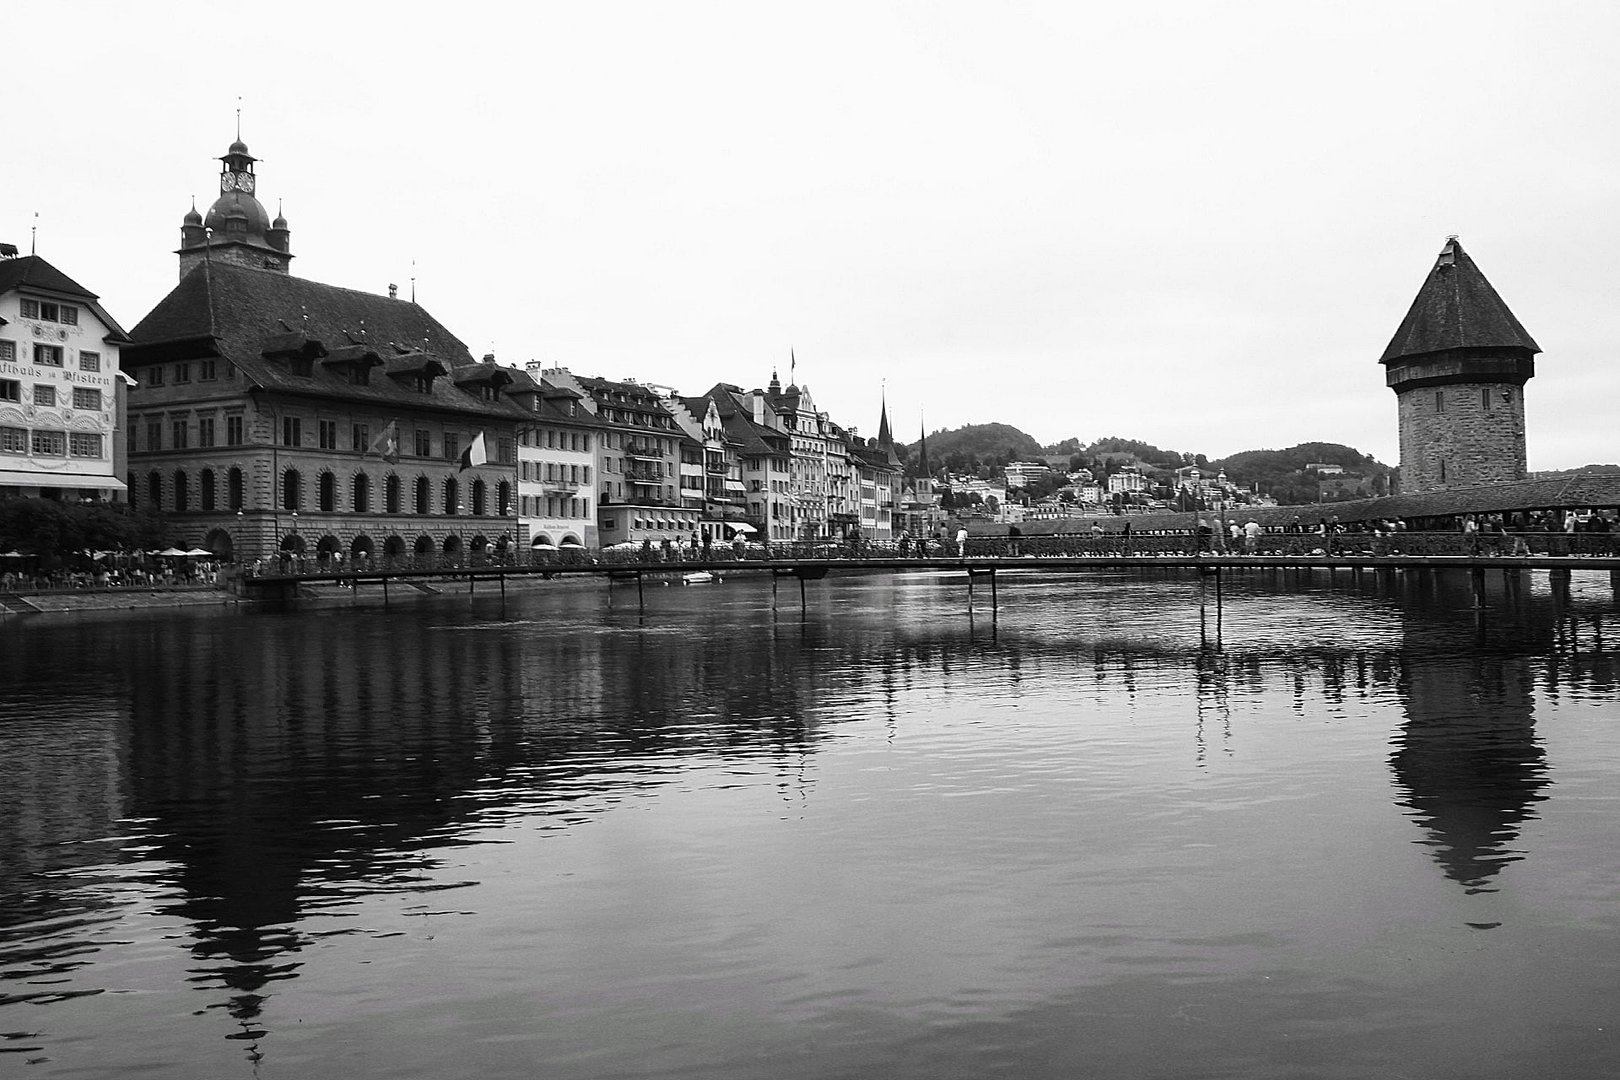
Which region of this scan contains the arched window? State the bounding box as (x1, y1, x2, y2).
(127, 472, 138, 509)
(385, 474, 401, 514)
(148, 471, 162, 508)
(414, 476, 430, 515)
(472, 478, 487, 516)
(318, 471, 337, 512)
(352, 472, 371, 513)
(200, 469, 216, 512)
(443, 477, 459, 515)
(496, 481, 512, 516)
(173, 471, 190, 512)
(282, 468, 301, 511)
(228, 467, 244, 510)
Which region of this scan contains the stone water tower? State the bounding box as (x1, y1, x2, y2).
(1380, 237, 1539, 495)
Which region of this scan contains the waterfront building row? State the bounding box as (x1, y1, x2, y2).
(8, 134, 902, 561)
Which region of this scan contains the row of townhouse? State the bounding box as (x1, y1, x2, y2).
(8, 134, 903, 561)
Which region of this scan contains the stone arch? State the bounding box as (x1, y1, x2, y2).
(279, 532, 306, 554)
(413, 534, 434, 555)
(203, 527, 234, 563)
(469, 534, 489, 554)
(560, 534, 583, 547)
(442, 535, 463, 555)
(531, 533, 554, 547)
(383, 534, 407, 558)
(350, 534, 374, 560)
(315, 534, 342, 562)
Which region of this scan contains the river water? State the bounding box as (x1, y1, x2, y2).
(2, 567, 1618, 1079)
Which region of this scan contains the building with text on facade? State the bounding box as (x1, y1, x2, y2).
(121, 136, 522, 563)
(0, 252, 130, 501)
(1381, 237, 1539, 496)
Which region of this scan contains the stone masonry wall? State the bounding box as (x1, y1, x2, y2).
(1397, 381, 1526, 495)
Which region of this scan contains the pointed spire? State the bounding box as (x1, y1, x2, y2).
(1381, 236, 1540, 363)
(917, 415, 931, 479)
(876, 384, 893, 450)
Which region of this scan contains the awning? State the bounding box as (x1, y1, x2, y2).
(724, 480, 747, 491)
(0, 470, 126, 491)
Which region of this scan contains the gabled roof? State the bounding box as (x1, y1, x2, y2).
(126, 262, 525, 418)
(1381, 238, 1540, 363)
(0, 255, 131, 342)
(0, 254, 97, 299)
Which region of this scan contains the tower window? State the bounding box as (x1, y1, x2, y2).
(1434, 390, 1444, 413)
(1438, 459, 1447, 482)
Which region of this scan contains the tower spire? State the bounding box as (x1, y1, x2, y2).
(876, 383, 893, 450)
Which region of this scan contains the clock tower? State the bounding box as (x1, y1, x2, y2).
(177, 136, 293, 280)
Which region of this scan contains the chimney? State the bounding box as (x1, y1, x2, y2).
(388, 283, 398, 299)
(483, 352, 496, 363)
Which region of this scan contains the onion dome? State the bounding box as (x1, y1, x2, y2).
(183, 200, 203, 226)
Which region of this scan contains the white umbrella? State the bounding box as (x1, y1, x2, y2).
(559, 541, 585, 549)
(184, 548, 213, 557)
(728, 523, 757, 534)
(157, 547, 189, 557)
(532, 543, 558, 551)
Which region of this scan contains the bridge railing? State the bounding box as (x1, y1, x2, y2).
(241, 530, 1620, 578)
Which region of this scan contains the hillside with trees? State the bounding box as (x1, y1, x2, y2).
(1213, 443, 1391, 504)
(903, 423, 1043, 478)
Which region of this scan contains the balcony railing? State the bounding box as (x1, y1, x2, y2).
(623, 441, 662, 460)
(623, 462, 664, 482)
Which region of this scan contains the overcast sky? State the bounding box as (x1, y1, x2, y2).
(9, 1, 1618, 469)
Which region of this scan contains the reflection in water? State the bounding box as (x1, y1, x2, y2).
(1, 567, 1618, 1078)
(1389, 653, 1547, 893)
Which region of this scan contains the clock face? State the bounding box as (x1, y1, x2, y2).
(238, 172, 255, 193)
(220, 172, 236, 193)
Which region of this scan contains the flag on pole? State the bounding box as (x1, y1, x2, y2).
(367, 420, 400, 463)
(458, 430, 488, 472)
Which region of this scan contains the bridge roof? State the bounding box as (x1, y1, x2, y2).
(990, 469, 1620, 536)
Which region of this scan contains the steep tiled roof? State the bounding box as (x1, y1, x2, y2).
(1381, 238, 1540, 363)
(126, 262, 525, 418)
(0, 255, 130, 341)
(0, 255, 98, 299)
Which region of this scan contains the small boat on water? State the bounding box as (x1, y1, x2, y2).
(682, 571, 719, 585)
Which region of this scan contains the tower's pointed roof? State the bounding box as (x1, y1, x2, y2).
(876, 392, 893, 449)
(1380, 237, 1540, 363)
